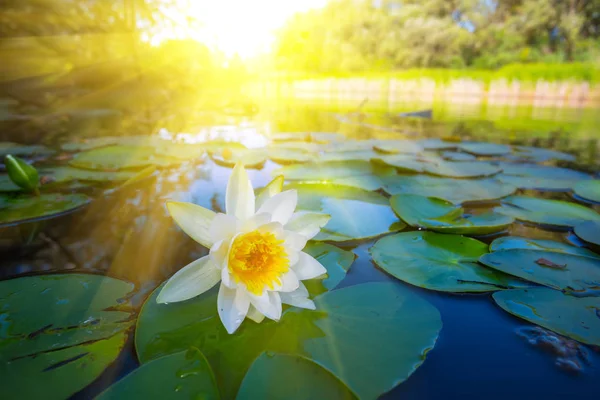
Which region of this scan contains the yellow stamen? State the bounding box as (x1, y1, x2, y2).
(228, 230, 289, 295)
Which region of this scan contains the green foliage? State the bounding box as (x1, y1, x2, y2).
(273, 0, 600, 76)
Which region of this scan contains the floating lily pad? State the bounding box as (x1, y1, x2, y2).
(376, 156, 501, 178)
(372, 140, 423, 154)
(480, 249, 600, 293)
(238, 353, 357, 400)
(573, 180, 600, 203)
(0, 274, 134, 400)
(267, 148, 315, 164)
(155, 143, 206, 161)
(320, 150, 380, 162)
(0, 142, 55, 157)
(382, 175, 516, 204)
(490, 236, 599, 258)
(493, 288, 600, 346)
(495, 163, 591, 190)
(136, 282, 441, 400)
(47, 166, 138, 183)
(390, 194, 513, 234)
(441, 151, 476, 161)
(288, 183, 405, 242)
(310, 132, 345, 143)
(370, 231, 526, 292)
(459, 142, 511, 156)
(210, 148, 267, 169)
(0, 174, 21, 192)
(97, 349, 219, 400)
(276, 161, 393, 181)
(61, 136, 168, 152)
(574, 221, 600, 247)
(495, 196, 600, 229)
(0, 193, 90, 226)
(513, 146, 576, 163)
(302, 242, 356, 295)
(70, 146, 180, 171)
(418, 138, 458, 150)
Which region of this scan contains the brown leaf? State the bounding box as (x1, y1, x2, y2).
(535, 258, 567, 270)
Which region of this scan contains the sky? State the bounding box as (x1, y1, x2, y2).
(152, 0, 327, 58)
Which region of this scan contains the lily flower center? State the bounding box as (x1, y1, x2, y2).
(228, 230, 289, 295)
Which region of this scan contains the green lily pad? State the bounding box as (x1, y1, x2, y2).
(47, 166, 137, 183)
(97, 349, 219, 400)
(418, 138, 458, 150)
(0, 274, 134, 400)
(513, 146, 576, 163)
(376, 156, 501, 178)
(288, 183, 405, 242)
(574, 221, 600, 247)
(490, 236, 599, 258)
(441, 151, 476, 161)
(493, 288, 600, 346)
(303, 242, 356, 295)
(276, 161, 394, 181)
(61, 136, 169, 152)
(155, 143, 206, 161)
(480, 249, 600, 293)
(370, 231, 526, 292)
(321, 150, 380, 162)
(495, 163, 591, 190)
(267, 147, 315, 164)
(459, 142, 511, 156)
(389, 194, 463, 226)
(310, 132, 345, 143)
(573, 180, 600, 203)
(237, 353, 357, 400)
(0, 142, 55, 157)
(372, 140, 423, 154)
(136, 282, 441, 400)
(0, 174, 21, 192)
(382, 175, 516, 204)
(210, 148, 267, 169)
(495, 196, 600, 229)
(421, 212, 514, 235)
(390, 194, 513, 235)
(70, 146, 180, 171)
(0, 193, 90, 226)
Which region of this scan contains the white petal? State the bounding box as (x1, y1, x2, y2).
(218, 284, 250, 334)
(226, 163, 255, 221)
(256, 190, 298, 225)
(255, 175, 284, 210)
(167, 201, 216, 248)
(221, 266, 237, 289)
(248, 291, 282, 321)
(293, 252, 327, 280)
(241, 212, 271, 233)
(280, 282, 316, 310)
(246, 305, 266, 323)
(283, 230, 308, 252)
(257, 221, 284, 238)
(274, 270, 300, 293)
(156, 256, 220, 304)
(209, 213, 238, 243)
(285, 211, 331, 240)
(209, 239, 229, 269)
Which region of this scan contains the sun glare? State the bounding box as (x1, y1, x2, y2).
(154, 0, 326, 58)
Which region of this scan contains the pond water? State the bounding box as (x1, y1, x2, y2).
(0, 106, 599, 399)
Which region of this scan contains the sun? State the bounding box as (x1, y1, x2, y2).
(183, 0, 327, 58)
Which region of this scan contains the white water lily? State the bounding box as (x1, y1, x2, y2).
(157, 163, 331, 334)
